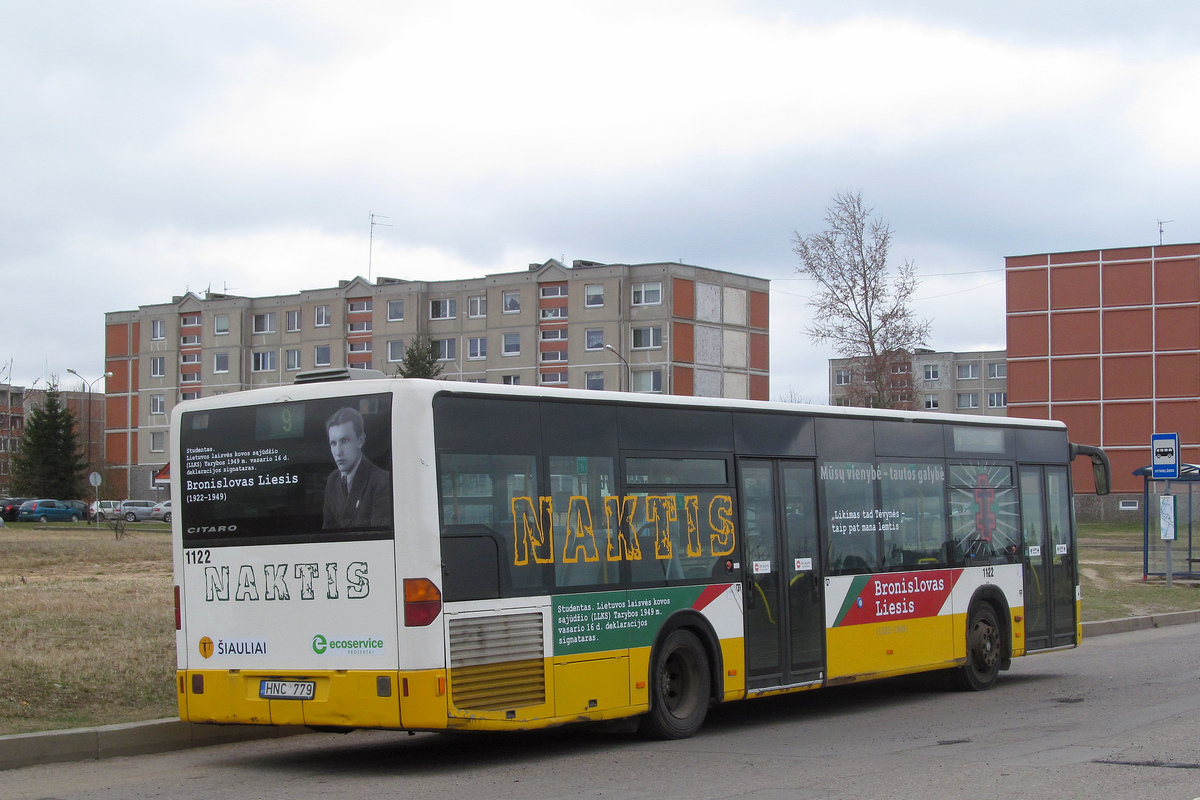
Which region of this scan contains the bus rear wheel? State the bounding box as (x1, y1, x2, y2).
(639, 629, 710, 739)
(952, 603, 1001, 691)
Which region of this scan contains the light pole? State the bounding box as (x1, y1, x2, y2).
(67, 368, 112, 479)
(603, 344, 630, 392)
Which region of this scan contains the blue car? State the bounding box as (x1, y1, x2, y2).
(17, 499, 83, 523)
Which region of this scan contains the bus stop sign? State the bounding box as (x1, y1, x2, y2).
(1152, 432, 1180, 479)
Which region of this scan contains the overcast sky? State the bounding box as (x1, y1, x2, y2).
(6, 1, 1200, 399)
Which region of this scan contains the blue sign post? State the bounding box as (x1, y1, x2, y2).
(1152, 433, 1180, 480)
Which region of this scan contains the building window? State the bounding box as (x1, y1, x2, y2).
(432, 338, 456, 361)
(180, 391, 199, 401)
(281, 310, 298, 332)
(540, 285, 567, 298)
(252, 313, 276, 334)
(252, 351, 277, 372)
(314, 345, 331, 367)
(150, 394, 165, 415)
(541, 371, 567, 384)
(348, 341, 371, 353)
(502, 291, 520, 313)
(180, 315, 200, 327)
(388, 340, 405, 362)
(957, 363, 978, 380)
(468, 295, 486, 318)
(924, 394, 939, 410)
(502, 375, 520, 385)
(387, 299, 404, 321)
(315, 305, 330, 327)
(988, 392, 1007, 408)
(957, 392, 979, 409)
(503, 332, 521, 355)
(585, 284, 604, 307)
(214, 352, 229, 373)
(214, 315, 229, 335)
(541, 328, 567, 341)
(835, 369, 850, 386)
(180, 353, 200, 364)
(468, 337, 487, 359)
(150, 357, 165, 378)
(150, 320, 165, 340)
(892, 363, 911, 374)
(833, 397, 851, 407)
(348, 321, 372, 333)
(181, 372, 201, 384)
(541, 350, 567, 363)
(632, 369, 663, 393)
(924, 364, 938, 380)
(180, 335, 200, 346)
(632, 326, 663, 349)
(586, 371, 605, 390)
(632, 282, 662, 306)
(430, 298, 457, 320)
(988, 362, 1007, 379)
(540, 306, 567, 320)
(285, 349, 301, 371)
(150, 431, 166, 453)
(348, 300, 372, 313)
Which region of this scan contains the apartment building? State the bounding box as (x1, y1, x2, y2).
(1006, 243, 1200, 503)
(0, 383, 25, 494)
(105, 258, 771, 498)
(828, 349, 1008, 415)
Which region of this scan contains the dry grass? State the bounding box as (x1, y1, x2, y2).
(1077, 521, 1200, 621)
(0, 519, 1195, 736)
(0, 522, 175, 735)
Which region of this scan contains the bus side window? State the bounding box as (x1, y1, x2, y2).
(879, 460, 948, 569)
(549, 456, 620, 589)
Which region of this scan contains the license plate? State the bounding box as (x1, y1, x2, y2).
(259, 680, 315, 700)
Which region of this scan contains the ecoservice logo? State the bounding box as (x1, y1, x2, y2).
(311, 633, 384, 655)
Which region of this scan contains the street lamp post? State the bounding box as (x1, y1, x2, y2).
(603, 344, 630, 392)
(67, 368, 113, 484)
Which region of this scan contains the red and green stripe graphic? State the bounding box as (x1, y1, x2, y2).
(832, 569, 964, 627)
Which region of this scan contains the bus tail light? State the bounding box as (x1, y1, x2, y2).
(403, 578, 442, 627)
(174, 585, 181, 630)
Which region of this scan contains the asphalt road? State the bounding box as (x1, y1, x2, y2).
(3, 624, 1199, 800)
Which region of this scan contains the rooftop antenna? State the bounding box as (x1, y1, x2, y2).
(369, 212, 392, 283)
(1157, 219, 1174, 245)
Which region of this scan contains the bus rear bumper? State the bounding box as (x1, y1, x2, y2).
(178, 669, 410, 729)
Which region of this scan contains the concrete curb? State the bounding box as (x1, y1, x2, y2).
(1082, 608, 1200, 638)
(3, 613, 1198, 772)
(0, 718, 308, 772)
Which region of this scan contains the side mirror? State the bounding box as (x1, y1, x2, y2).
(1071, 443, 1111, 496)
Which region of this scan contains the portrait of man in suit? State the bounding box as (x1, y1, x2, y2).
(322, 406, 392, 530)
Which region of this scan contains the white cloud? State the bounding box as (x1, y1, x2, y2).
(171, 3, 1125, 181)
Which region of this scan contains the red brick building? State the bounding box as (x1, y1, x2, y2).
(1006, 244, 1200, 498)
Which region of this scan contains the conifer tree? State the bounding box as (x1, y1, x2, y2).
(394, 335, 445, 379)
(12, 381, 86, 498)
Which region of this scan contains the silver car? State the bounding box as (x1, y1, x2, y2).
(120, 500, 157, 522)
(150, 501, 172, 523)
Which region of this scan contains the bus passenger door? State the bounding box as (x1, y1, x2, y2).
(1019, 465, 1078, 650)
(739, 459, 825, 689)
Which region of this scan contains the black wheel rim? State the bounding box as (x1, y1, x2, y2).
(660, 648, 700, 719)
(967, 615, 1000, 674)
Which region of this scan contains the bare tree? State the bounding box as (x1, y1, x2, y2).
(794, 191, 930, 409)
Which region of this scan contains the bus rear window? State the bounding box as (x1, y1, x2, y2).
(180, 393, 393, 547)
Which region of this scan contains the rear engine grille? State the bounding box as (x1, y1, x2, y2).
(449, 612, 545, 711)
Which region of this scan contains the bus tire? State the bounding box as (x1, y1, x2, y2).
(952, 603, 1002, 691)
(639, 628, 710, 739)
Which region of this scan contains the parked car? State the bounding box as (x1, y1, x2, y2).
(150, 500, 172, 523)
(18, 499, 84, 523)
(120, 500, 157, 522)
(90, 499, 122, 521)
(2, 498, 35, 522)
(64, 500, 89, 519)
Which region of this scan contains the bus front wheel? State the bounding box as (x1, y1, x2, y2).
(639, 628, 710, 739)
(952, 603, 1001, 691)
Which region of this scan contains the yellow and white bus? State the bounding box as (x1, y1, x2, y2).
(172, 375, 1109, 738)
